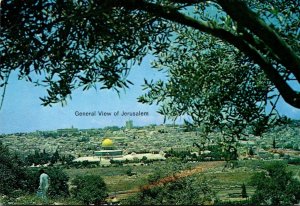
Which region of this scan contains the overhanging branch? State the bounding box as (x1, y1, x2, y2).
(113, 0, 300, 108)
(217, 0, 300, 83)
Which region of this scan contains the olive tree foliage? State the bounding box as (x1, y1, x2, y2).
(138, 30, 276, 163)
(140, 30, 275, 134)
(1, 0, 171, 107)
(1, 0, 300, 109)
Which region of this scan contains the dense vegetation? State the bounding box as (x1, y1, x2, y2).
(1, 121, 299, 204)
(24, 149, 75, 166)
(0, 142, 27, 195)
(122, 161, 300, 205)
(2, 0, 300, 108)
(124, 176, 216, 205)
(251, 161, 300, 205)
(0, 141, 107, 204)
(0, 141, 69, 198)
(1, 141, 300, 205)
(166, 145, 225, 162)
(71, 175, 108, 205)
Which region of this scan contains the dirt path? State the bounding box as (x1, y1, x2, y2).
(142, 161, 223, 190)
(108, 161, 224, 200)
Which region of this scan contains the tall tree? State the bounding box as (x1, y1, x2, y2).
(1, 0, 299, 108)
(241, 183, 248, 198)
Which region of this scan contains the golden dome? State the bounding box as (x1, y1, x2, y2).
(102, 138, 113, 147)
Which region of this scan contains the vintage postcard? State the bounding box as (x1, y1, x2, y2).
(1, 0, 300, 205)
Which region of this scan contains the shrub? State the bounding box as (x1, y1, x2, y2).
(47, 167, 70, 197)
(0, 142, 27, 196)
(71, 175, 108, 205)
(251, 161, 300, 205)
(288, 158, 300, 165)
(241, 183, 248, 198)
(24, 167, 70, 197)
(126, 167, 133, 176)
(124, 176, 216, 205)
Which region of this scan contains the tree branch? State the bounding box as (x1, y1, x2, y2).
(0, 72, 10, 111)
(169, 0, 212, 3)
(113, 0, 300, 108)
(217, 0, 300, 83)
(238, 41, 300, 108)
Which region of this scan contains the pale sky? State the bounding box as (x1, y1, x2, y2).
(0, 56, 180, 134)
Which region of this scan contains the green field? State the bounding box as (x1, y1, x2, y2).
(64, 160, 203, 192)
(65, 159, 300, 200)
(3, 160, 300, 205)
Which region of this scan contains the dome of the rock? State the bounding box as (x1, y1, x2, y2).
(102, 138, 113, 147)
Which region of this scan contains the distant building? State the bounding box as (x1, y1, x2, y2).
(57, 126, 79, 135)
(126, 120, 133, 130)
